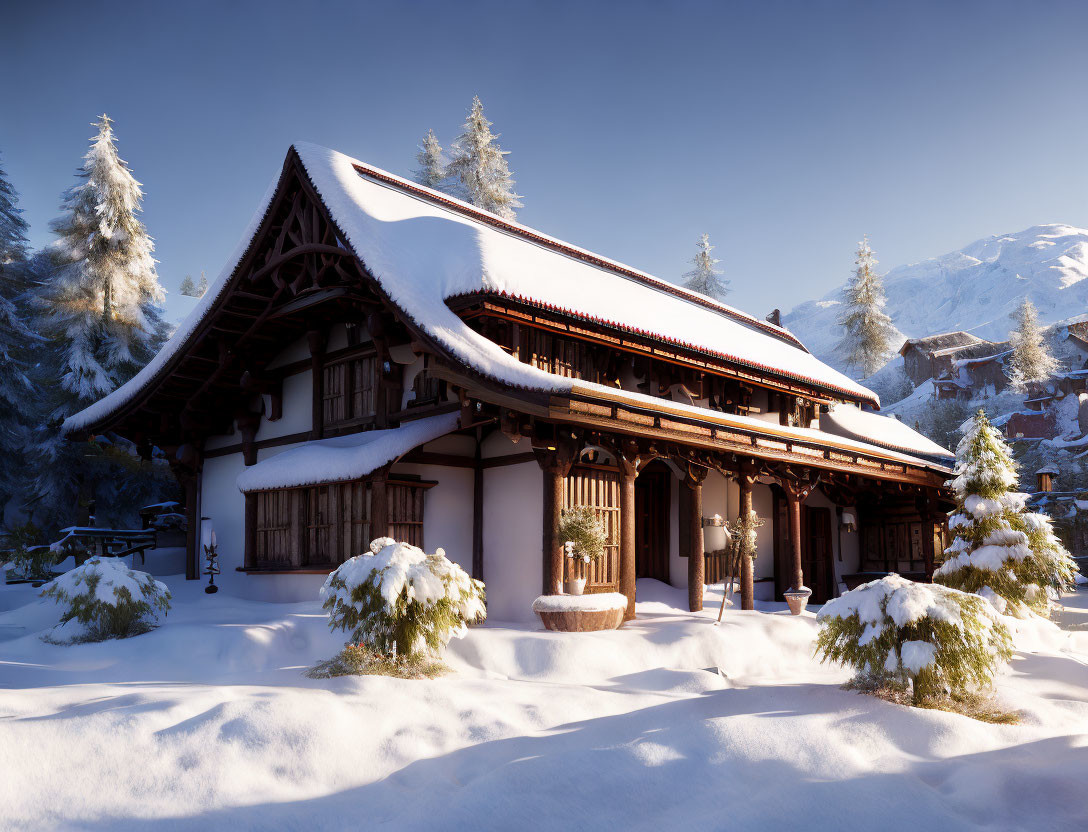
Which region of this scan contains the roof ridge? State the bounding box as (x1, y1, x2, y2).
(325, 148, 806, 351)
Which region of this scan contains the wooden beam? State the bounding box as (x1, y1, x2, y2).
(534, 435, 579, 595)
(308, 329, 326, 440)
(472, 429, 484, 580)
(738, 459, 758, 611)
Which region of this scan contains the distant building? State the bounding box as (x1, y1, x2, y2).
(899, 332, 1000, 387)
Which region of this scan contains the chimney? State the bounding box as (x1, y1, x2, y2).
(766, 308, 782, 327)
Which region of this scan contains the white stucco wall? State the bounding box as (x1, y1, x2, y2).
(481, 460, 542, 623)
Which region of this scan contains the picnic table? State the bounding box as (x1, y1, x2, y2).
(52, 527, 158, 565)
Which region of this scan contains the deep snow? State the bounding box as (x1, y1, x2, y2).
(1, 576, 1086, 831)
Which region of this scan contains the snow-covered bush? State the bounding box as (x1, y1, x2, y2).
(816, 574, 1012, 705)
(935, 410, 1079, 616)
(40, 556, 171, 641)
(320, 538, 486, 659)
(556, 506, 607, 565)
(1, 523, 56, 582)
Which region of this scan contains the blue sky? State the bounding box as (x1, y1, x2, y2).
(5, 0, 1088, 319)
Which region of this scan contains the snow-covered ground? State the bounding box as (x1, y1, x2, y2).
(1, 576, 1086, 831)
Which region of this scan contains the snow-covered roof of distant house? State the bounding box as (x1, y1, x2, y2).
(820, 404, 954, 464)
(236, 411, 458, 492)
(899, 331, 989, 357)
(1036, 464, 1060, 475)
(954, 349, 1012, 368)
(62, 144, 876, 437)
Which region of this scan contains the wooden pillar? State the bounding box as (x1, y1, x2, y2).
(370, 473, 388, 540)
(619, 465, 637, 620)
(738, 463, 757, 611)
(687, 477, 704, 611)
(244, 492, 258, 569)
(472, 430, 484, 580)
(534, 436, 578, 595)
(918, 489, 937, 581)
(786, 487, 803, 592)
(308, 329, 326, 440)
(183, 472, 199, 580)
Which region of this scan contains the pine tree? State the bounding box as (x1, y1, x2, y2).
(1008, 298, 1057, 391)
(0, 155, 38, 508)
(30, 116, 175, 534)
(37, 114, 168, 403)
(178, 275, 197, 297)
(447, 97, 522, 219)
(196, 271, 208, 296)
(837, 236, 897, 378)
(934, 409, 1079, 617)
(413, 129, 446, 191)
(681, 234, 729, 300)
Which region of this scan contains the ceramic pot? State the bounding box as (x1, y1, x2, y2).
(783, 587, 812, 615)
(564, 577, 587, 596)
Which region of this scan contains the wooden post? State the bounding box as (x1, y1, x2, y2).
(918, 489, 937, 581)
(619, 465, 637, 620)
(244, 492, 258, 569)
(370, 473, 388, 540)
(738, 461, 758, 611)
(472, 429, 484, 580)
(785, 487, 803, 592)
(534, 436, 578, 595)
(308, 329, 326, 440)
(687, 476, 704, 612)
(183, 471, 199, 580)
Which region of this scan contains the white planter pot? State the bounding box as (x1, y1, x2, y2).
(564, 577, 587, 596)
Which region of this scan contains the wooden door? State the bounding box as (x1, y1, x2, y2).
(635, 468, 669, 581)
(804, 506, 833, 604)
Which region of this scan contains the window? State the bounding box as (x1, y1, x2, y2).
(388, 481, 429, 548)
(254, 480, 370, 568)
(323, 353, 377, 428)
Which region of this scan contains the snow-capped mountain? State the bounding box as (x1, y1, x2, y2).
(785, 224, 1088, 363)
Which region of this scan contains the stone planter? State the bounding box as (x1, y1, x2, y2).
(532, 592, 628, 632)
(783, 587, 812, 615)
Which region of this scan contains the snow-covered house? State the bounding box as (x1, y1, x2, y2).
(899, 332, 1000, 387)
(63, 145, 954, 621)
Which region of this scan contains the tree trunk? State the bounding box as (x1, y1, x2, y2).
(739, 475, 754, 611)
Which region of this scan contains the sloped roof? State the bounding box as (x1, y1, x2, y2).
(236, 411, 458, 492)
(65, 144, 877, 436)
(820, 404, 954, 465)
(899, 331, 988, 357)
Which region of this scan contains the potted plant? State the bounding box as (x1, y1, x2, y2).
(555, 506, 606, 596)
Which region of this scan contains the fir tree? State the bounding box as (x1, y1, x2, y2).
(447, 96, 521, 219)
(934, 410, 1079, 617)
(837, 236, 897, 378)
(196, 271, 208, 296)
(681, 234, 729, 300)
(178, 275, 197, 297)
(30, 116, 175, 534)
(0, 155, 38, 508)
(1008, 298, 1057, 391)
(413, 129, 446, 191)
(38, 114, 168, 404)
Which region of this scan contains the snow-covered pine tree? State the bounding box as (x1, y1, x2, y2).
(30, 116, 176, 534)
(1008, 298, 1057, 391)
(934, 409, 1079, 617)
(413, 129, 446, 191)
(178, 275, 197, 297)
(196, 271, 208, 296)
(446, 97, 522, 220)
(837, 236, 897, 378)
(681, 234, 729, 300)
(38, 114, 168, 403)
(0, 155, 38, 507)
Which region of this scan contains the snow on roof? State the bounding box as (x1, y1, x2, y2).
(820, 404, 954, 463)
(1036, 465, 1060, 475)
(236, 411, 458, 492)
(65, 143, 875, 436)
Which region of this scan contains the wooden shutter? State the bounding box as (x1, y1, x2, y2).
(253, 480, 371, 569)
(388, 482, 426, 548)
(352, 356, 376, 418)
(564, 466, 620, 592)
(255, 489, 301, 568)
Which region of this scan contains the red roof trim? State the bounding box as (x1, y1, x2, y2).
(349, 161, 805, 350)
(459, 289, 878, 406)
